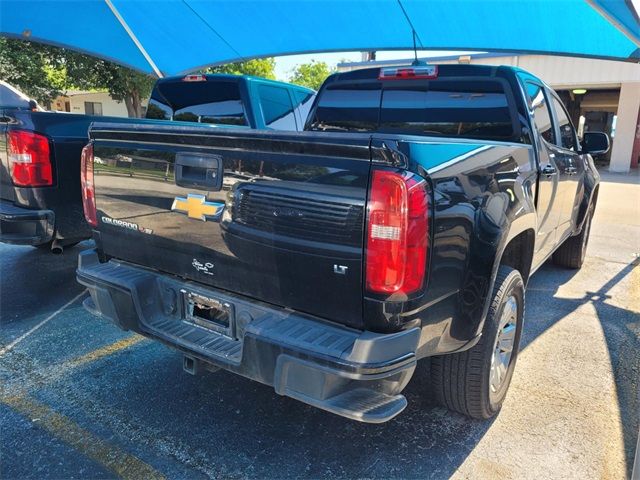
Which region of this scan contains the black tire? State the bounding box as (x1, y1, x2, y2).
(431, 266, 525, 419)
(552, 203, 594, 269)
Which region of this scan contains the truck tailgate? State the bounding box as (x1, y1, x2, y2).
(90, 123, 371, 328)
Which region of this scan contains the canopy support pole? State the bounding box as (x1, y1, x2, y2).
(585, 0, 640, 49)
(104, 0, 164, 77)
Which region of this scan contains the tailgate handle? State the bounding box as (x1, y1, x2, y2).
(175, 153, 223, 191)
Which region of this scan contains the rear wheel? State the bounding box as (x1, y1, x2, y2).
(431, 266, 524, 419)
(553, 202, 594, 269)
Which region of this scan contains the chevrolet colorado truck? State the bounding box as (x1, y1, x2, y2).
(77, 64, 609, 422)
(0, 75, 313, 252)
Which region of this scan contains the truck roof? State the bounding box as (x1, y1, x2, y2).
(324, 63, 543, 85)
(155, 73, 315, 94)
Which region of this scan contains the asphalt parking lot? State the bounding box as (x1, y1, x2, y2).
(1, 170, 638, 480)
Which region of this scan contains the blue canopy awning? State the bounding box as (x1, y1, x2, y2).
(1, 0, 639, 77)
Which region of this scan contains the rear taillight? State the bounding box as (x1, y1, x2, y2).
(366, 169, 429, 295)
(7, 130, 53, 187)
(80, 143, 97, 227)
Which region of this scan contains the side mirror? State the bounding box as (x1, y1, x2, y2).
(28, 99, 40, 111)
(582, 132, 610, 155)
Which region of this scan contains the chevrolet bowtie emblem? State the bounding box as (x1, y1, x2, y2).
(171, 194, 224, 222)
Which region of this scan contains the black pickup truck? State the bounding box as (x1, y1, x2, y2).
(0, 75, 313, 252)
(77, 64, 608, 423)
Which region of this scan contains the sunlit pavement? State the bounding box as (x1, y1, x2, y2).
(1, 170, 638, 479)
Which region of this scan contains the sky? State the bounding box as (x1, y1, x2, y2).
(273, 50, 476, 81)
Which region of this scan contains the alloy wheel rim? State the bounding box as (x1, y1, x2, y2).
(490, 295, 518, 394)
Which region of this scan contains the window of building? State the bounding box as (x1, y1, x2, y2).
(84, 101, 103, 116)
(258, 85, 298, 130)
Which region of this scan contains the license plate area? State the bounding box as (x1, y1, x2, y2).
(181, 289, 235, 338)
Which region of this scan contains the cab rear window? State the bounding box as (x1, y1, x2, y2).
(146, 80, 248, 126)
(308, 79, 518, 142)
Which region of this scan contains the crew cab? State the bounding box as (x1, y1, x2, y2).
(0, 76, 313, 252)
(77, 64, 608, 422)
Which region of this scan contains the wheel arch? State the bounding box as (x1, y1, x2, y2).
(574, 160, 600, 234)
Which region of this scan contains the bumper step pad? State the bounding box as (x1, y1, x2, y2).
(306, 388, 407, 423)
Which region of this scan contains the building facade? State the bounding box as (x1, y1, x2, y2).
(49, 91, 148, 118)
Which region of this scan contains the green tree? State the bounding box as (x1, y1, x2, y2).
(206, 58, 276, 79)
(0, 38, 155, 117)
(0, 38, 65, 104)
(65, 58, 154, 118)
(288, 61, 334, 90)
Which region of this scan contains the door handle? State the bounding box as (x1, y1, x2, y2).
(565, 166, 577, 175)
(175, 152, 223, 191)
(542, 164, 557, 176)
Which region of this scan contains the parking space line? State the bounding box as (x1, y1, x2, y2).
(65, 335, 146, 368)
(0, 290, 87, 357)
(0, 388, 165, 480)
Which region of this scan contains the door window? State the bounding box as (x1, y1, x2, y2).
(525, 83, 555, 144)
(551, 97, 577, 151)
(258, 85, 298, 130)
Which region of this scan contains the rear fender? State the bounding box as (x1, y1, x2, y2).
(384, 139, 537, 350)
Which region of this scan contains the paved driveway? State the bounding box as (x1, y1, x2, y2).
(1, 170, 638, 479)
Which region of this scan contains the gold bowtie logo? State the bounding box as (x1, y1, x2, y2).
(171, 194, 224, 221)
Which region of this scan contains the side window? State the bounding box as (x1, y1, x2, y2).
(258, 85, 298, 131)
(525, 83, 555, 144)
(551, 96, 577, 151)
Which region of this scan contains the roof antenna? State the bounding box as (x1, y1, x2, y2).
(411, 29, 426, 66)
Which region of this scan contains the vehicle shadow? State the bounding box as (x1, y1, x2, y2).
(521, 259, 639, 477)
(0, 242, 90, 326)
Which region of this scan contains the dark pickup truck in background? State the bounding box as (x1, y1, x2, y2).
(77, 64, 609, 422)
(0, 75, 314, 252)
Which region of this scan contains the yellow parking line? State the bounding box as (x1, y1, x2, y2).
(65, 335, 146, 369)
(0, 389, 165, 480)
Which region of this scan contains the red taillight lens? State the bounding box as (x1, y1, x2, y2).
(80, 143, 97, 227)
(8, 130, 53, 187)
(366, 170, 428, 295)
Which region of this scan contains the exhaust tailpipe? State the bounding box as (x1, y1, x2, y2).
(50, 239, 63, 255)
